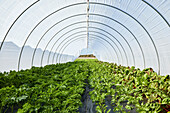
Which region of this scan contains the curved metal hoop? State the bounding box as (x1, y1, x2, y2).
(53, 32, 119, 65)
(0, 0, 40, 51)
(46, 26, 125, 65)
(90, 2, 160, 74)
(62, 37, 112, 63)
(61, 37, 110, 62)
(31, 13, 147, 68)
(54, 33, 116, 64)
(12, 2, 159, 73)
(58, 39, 84, 64)
(88, 39, 111, 61)
(17, 2, 134, 70)
(31, 17, 137, 67)
(57, 36, 116, 63)
(17, 2, 86, 70)
(142, 0, 169, 27)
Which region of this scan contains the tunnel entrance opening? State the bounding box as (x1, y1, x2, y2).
(78, 54, 97, 59)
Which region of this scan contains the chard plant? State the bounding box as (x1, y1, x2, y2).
(0, 59, 169, 113)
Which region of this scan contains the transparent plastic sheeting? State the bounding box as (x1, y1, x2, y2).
(0, 0, 169, 75)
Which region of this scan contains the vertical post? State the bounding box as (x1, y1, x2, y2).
(87, 0, 89, 49)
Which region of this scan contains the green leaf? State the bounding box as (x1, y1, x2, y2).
(162, 98, 169, 104)
(107, 109, 111, 113)
(125, 105, 133, 110)
(96, 106, 102, 113)
(17, 95, 28, 102)
(17, 109, 24, 113)
(143, 107, 150, 111)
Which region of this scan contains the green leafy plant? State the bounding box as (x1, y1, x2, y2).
(0, 59, 169, 113)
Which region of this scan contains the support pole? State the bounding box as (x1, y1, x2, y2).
(87, 0, 89, 48)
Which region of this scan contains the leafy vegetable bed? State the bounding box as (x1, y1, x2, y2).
(0, 59, 169, 113)
(88, 61, 170, 113)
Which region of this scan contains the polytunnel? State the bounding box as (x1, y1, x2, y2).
(0, 0, 170, 113)
(0, 0, 170, 75)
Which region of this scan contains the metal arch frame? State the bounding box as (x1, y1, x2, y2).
(71, 38, 112, 63)
(58, 34, 118, 63)
(58, 36, 113, 63)
(88, 43, 110, 62)
(89, 2, 160, 74)
(53, 33, 116, 64)
(27, 13, 148, 72)
(142, 0, 170, 27)
(57, 36, 116, 64)
(51, 34, 98, 63)
(46, 26, 125, 65)
(30, 19, 138, 68)
(17, 2, 87, 70)
(20, 11, 141, 70)
(56, 34, 116, 63)
(58, 38, 84, 64)
(89, 44, 110, 62)
(17, 2, 144, 70)
(88, 39, 111, 61)
(30, 13, 150, 70)
(31, 14, 87, 66)
(0, 1, 160, 73)
(46, 26, 117, 64)
(52, 32, 118, 65)
(92, 13, 141, 67)
(0, 0, 40, 51)
(41, 30, 119, 66)
(29, 13, 145, 68)
(30, 19, 137, 68)
(59, 38, 111, 63)
(61, 37, 111, 63)
(30, 20, 135, 68)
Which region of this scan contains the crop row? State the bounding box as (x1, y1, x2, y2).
(0, 62, 89, 113)
(0, 59, 169, 113)
(88, 61, 169, 113)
